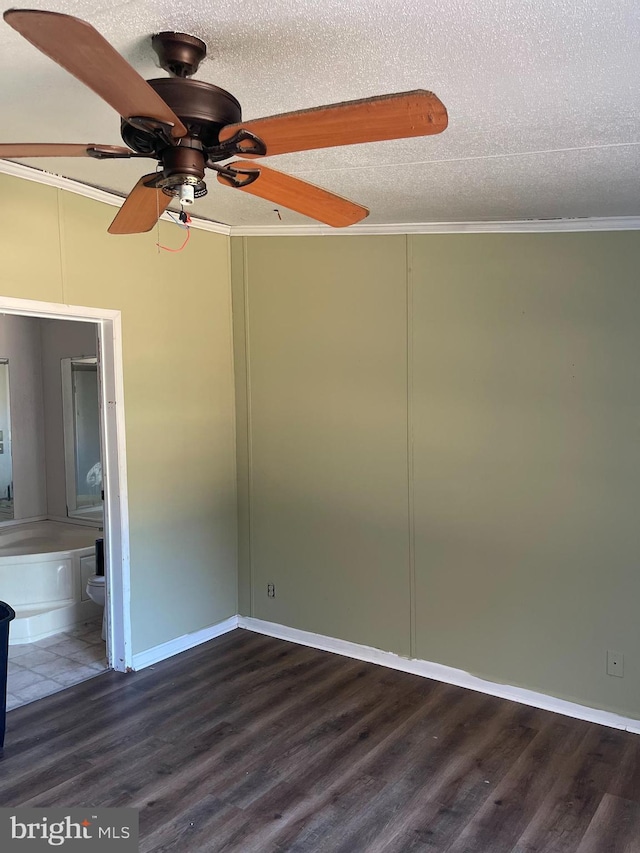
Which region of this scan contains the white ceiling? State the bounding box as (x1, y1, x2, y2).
(0, 0, 639, 228)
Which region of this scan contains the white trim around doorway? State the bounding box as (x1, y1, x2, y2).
(0, 295, 132, 671)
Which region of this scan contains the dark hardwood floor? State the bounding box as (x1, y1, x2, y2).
(1, 628, 639, 852)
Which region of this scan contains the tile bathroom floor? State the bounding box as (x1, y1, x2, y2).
(6, 616, 108, 710)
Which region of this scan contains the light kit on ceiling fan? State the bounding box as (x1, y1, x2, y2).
(0, 8, 448, 234)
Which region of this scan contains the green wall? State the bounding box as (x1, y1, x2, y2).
(1, 173, 238, 655)
(233, 232, 640, 719)
(233, 236, 411, 654)
(6, 169, 640, 719)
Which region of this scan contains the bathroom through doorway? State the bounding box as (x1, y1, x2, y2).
(0, 296, 130, 710)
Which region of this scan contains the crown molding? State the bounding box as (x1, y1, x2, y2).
(2, 159, 640, 236)
(231, 216, 640, 236)
(0, 159, 231, 236)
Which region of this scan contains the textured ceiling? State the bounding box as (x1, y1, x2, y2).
(0, 0, 639, 227)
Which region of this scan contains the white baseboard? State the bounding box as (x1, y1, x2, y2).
(132, 615, 239, 670)
(128, 613, 640, 734)
(238, 616, 640, 735)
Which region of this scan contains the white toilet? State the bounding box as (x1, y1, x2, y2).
(86, 574, 107, 640)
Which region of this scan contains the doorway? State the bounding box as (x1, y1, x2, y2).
(0, 296, 131, 688)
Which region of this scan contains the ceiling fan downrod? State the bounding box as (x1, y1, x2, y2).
(151, 31, 207, 79)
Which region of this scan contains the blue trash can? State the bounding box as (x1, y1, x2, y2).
(0, 601, 15, 749)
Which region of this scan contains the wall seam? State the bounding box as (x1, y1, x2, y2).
(225, 235, 240, 615)
(407, 234, 416, 659)
(55, 188, 67, 303)
(242, 237, 255, 617)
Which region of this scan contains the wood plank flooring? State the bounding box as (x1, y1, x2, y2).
(1, 628, 639, 852)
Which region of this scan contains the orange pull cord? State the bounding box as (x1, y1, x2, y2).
(156, 228, 190, 252)
(157, 211, 192, 252)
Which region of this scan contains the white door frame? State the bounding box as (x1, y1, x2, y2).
(0, 295, 131, 671)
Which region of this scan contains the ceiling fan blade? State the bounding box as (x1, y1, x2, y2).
(217, 162, 368, 227)
(108, 174, 170, 235)
(218, 90, 447, 158)
(0, 143, 134, 158)
(3, 10, 187, 138)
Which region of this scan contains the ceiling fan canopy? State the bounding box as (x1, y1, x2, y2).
(1, 8, 448, 234)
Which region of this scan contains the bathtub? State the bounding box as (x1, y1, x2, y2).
(0, 520, 103, 644)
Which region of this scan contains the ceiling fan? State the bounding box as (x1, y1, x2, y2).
(0, 9, 448, 234)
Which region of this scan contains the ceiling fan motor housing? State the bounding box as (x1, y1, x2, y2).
(120, 78, 242, 153)
(120, 77, 243, 201)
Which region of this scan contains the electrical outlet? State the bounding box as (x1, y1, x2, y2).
(607, 651, 624, 678)
(267, 583, 276, 598)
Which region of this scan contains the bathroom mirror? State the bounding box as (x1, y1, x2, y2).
(61, 356, 103, 524)
(0, 359, 13, 521)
